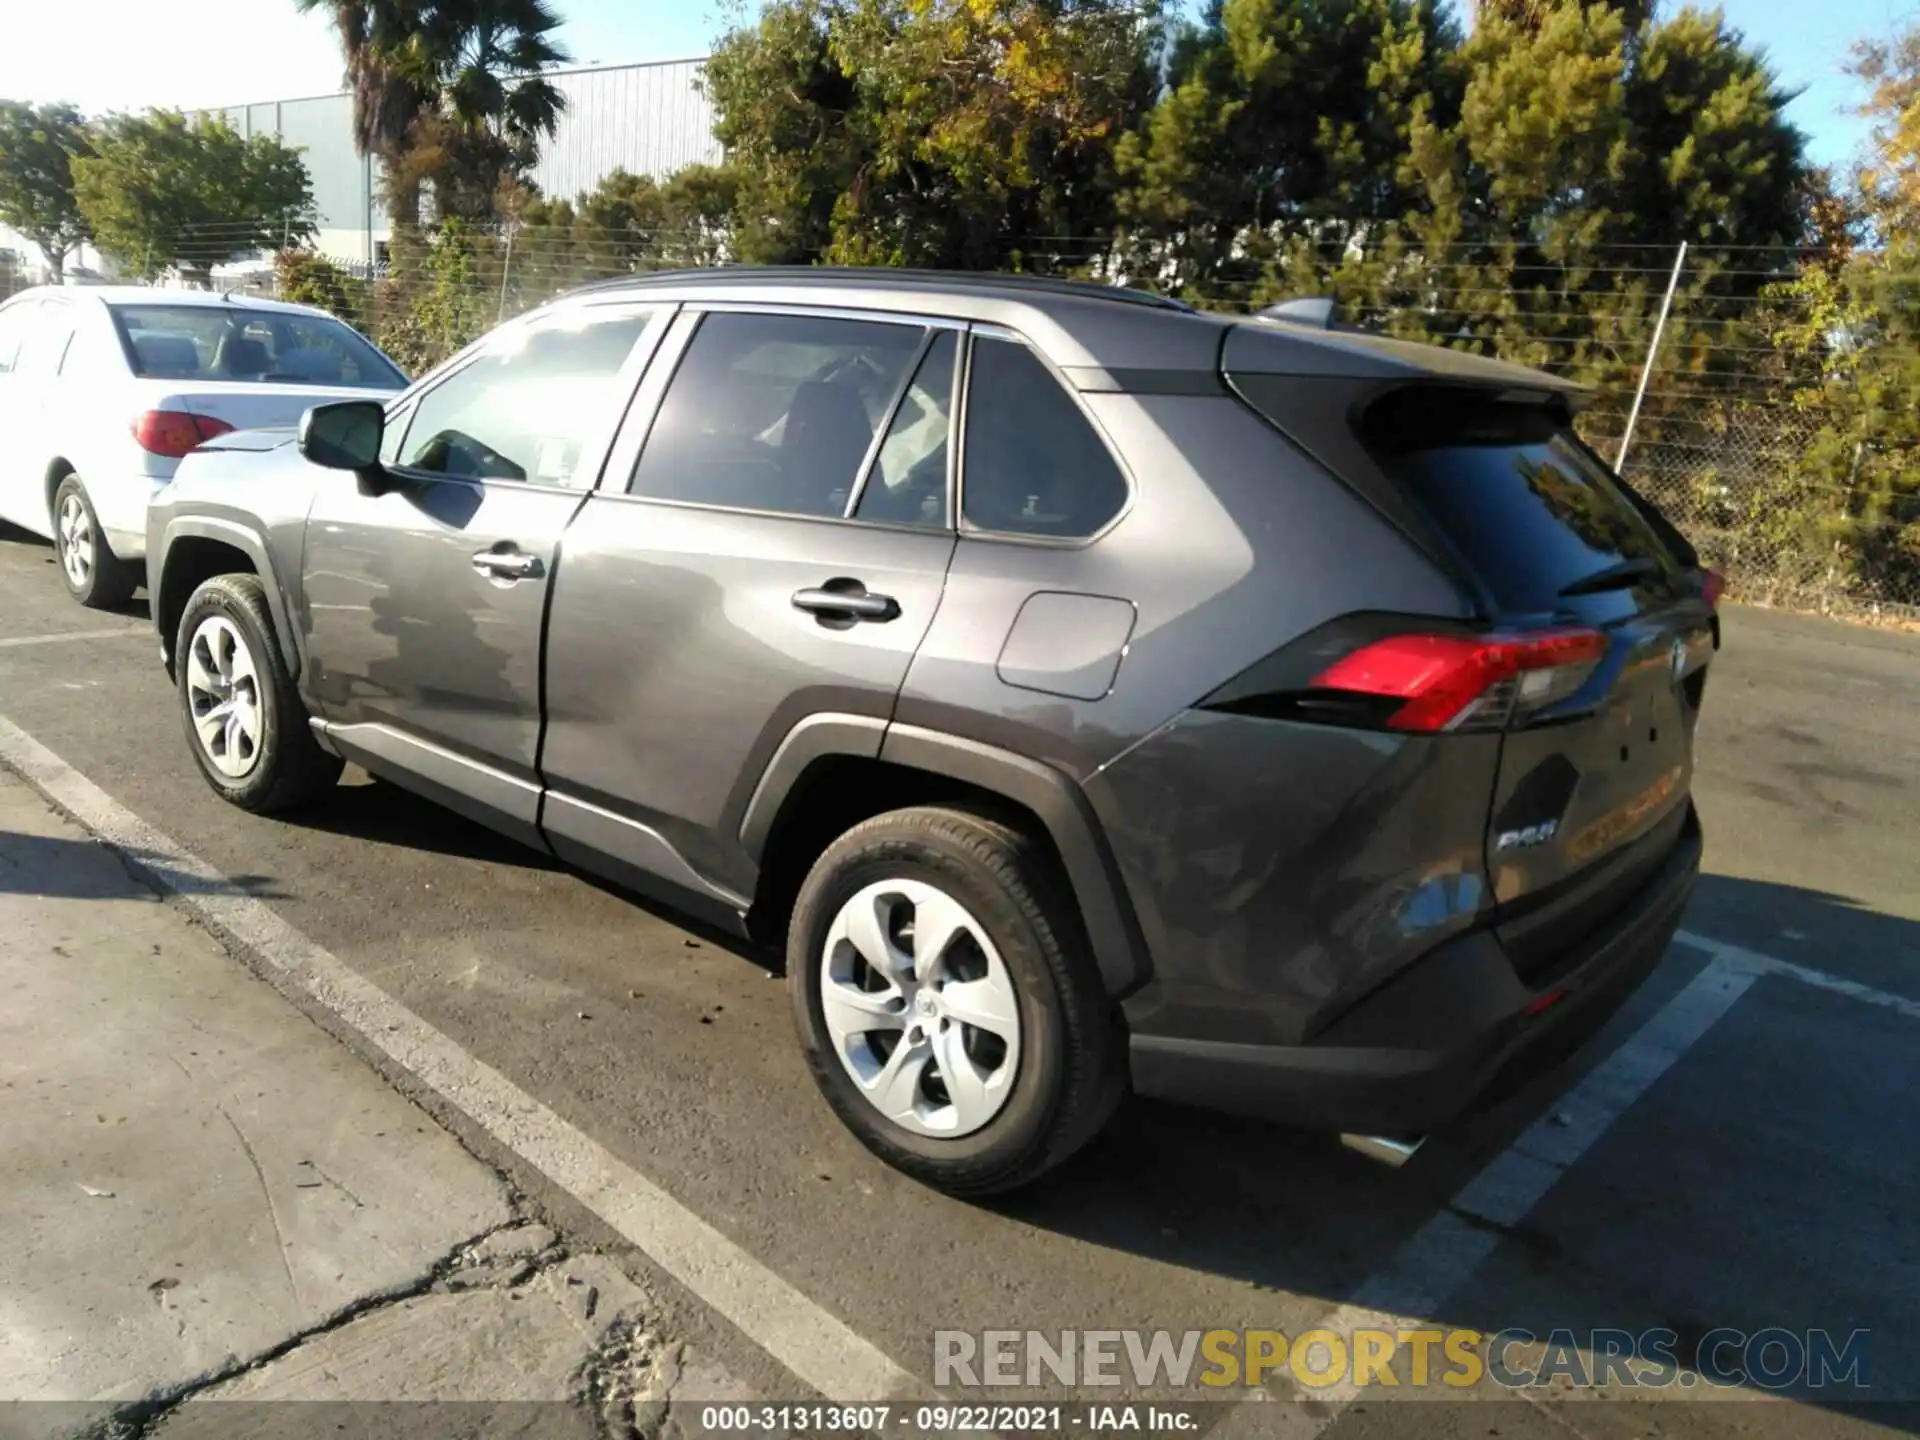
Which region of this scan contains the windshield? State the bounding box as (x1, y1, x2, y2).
(108, 303, 406, 389)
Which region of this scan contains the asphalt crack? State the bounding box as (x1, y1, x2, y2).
(80, 1213, 535, 1440)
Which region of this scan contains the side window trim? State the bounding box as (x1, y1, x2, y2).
(382, 301, 672, 494)
(956, 322, 1136, 547)
(843, 326, 937, 519)
(600, 308, 703, 495)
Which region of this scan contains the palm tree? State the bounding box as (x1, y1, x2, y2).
(296, 0, 432, 220)
(439, 0, 569, 168)
(298, 0, 569, 223)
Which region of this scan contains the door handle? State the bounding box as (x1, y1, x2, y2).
(792, 583, 899, 622)
(472, 548, 542, 580)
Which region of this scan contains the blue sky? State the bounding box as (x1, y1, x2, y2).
(0, 0, 1899, 169)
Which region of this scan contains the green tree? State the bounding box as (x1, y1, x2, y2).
(1116, 0, 1459, 289)
(702, 0, 1156, 267)
(294, 0, 438, 222)
(0, 101, 94, 281)
(70, 112, 315, 282)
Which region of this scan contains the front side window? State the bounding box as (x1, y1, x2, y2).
(396, 308, 657, 486)
(961, 337, 1128, 538)
(108, 303, 406, 388)
(630, 311, 925, 517)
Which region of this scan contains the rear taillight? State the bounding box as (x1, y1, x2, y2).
(132, 410, 236, 458)
(1700, 568, 1725, 608)
(1310, 628, 1606, 733)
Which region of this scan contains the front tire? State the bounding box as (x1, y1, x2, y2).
(789, 806, 1125, 1196)
(176, 574, 342, 813)
(53, 476, 138, 609)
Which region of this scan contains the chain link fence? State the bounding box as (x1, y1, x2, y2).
(25, 225, 1916, 624)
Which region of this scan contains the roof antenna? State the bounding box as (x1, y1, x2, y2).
(1259, 296, 1341, 329)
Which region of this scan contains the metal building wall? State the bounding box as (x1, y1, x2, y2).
(526, 58, 723, 203)
(211, 93, 373, 259)
(197, 57, 717, 259)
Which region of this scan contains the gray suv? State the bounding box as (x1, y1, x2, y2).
(147, 269, 1714, 1195)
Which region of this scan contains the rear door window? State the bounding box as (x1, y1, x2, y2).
(853, 330, 957, 529)
(629, 311, 926, 518)
(0, 301, 37, 374)
(961, 336, 1128, 538)
(1361, 387, 1688, 614)
(11, 302, 72, 377)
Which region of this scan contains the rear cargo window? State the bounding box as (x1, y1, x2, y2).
(1362, 387, 1686, 613)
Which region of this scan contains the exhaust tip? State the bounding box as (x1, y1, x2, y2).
(1340, 1133, 1426, 1168)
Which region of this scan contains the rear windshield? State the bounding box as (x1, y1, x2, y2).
(1362, 387, 1688, 613)
(108, 304, 405, 389)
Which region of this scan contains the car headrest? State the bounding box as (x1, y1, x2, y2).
(217, 335, 271, 378)
(131, 333, 202, 376)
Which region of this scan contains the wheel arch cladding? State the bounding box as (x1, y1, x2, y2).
(741, 718, 1153, 998)
(44, 458, 76, 529)
(157, 522, 296, 678)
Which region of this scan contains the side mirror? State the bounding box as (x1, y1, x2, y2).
(297, 401, 390, 493)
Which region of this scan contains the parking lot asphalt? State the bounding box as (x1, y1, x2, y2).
(1, 519, 1916, 1438)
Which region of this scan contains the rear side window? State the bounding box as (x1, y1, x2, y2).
(962, 337, 1127, 538)
(630, 311, 925, 518)
(1362, 387, 1686, 613)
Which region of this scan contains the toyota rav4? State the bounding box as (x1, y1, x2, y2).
(146, 268, 1715, 1195)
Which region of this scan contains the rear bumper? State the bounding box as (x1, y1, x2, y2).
(89, 472, 173, 557)
(1127, 804, 1701, 1134)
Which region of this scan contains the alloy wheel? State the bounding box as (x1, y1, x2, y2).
(818, 878, 1023, 1138)
(58, 493, 94, 590)
(185, 615, 264, 779)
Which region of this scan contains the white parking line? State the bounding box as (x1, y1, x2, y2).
(1675, 929, 1920, 1022)
(1210, 953, 1759, 1434)
(0, 715, 918, 1405)
(0, 627, 146, 649)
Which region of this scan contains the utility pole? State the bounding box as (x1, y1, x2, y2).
(1616, 240, 1686, 474)
(497, 223, 516, 324)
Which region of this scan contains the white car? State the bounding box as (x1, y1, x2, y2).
(0, 286, 407, 607)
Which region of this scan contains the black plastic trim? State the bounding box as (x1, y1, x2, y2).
(880, 724, 1153, 998)
(155, 517, 303, 678)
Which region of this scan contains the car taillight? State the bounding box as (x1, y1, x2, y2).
(132, 410, 236, 458)
(1700, 568, 1725, 608)
(1310, 628, 1607, 733)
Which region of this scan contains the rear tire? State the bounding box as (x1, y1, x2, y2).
(176, 574, 342, 813)
(788, 806, 1125, 1197)
(53, 476, 138, 609)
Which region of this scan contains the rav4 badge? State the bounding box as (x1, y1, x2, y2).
(1495, 820, 1559, 851)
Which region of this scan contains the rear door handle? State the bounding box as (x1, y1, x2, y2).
(472, 547, 542, 580)
(792, 584, 899, 622)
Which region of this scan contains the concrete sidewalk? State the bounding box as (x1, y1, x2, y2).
(0, 777, 739, 1438)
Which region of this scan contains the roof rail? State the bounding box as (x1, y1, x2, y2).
(560, 265, 1196, 314)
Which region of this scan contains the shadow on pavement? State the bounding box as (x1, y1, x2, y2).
(271, 774, 563, 872)
(0, 518, 152, 621)
(0, 828, 287, 901)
